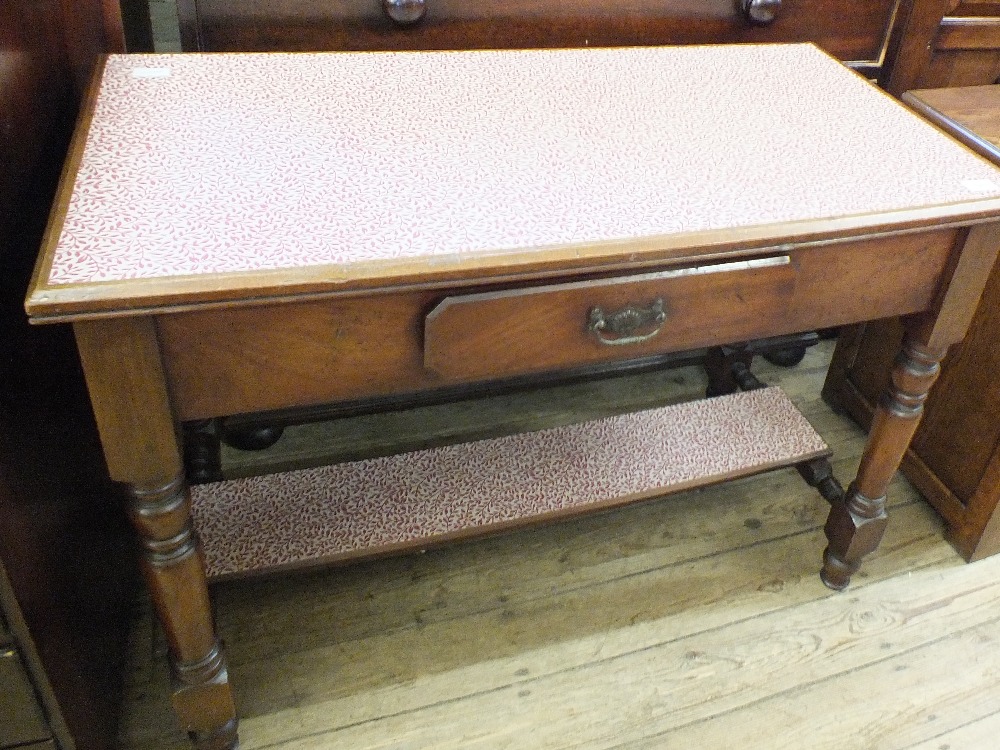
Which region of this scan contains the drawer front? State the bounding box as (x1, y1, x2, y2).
(425, 256, 796, 381)
(159, 230, 957, 421)
(188, 0, 898, 66)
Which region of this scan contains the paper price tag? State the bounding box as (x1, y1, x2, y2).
(962, 178, 1000, 193)
(131, 68, 172, 79)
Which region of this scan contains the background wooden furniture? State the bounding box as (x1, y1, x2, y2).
(174, 0, 897, 74)
(824, 85, 1000, 562)
(911, 0, 1000, 88)
(0, 1, 150, 747)
(171, 0, 954, 94)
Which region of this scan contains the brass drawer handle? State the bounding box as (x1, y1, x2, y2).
(587, 299, 666, 346)
(382, 0, 427, 25)
(742, 0, 782, 25)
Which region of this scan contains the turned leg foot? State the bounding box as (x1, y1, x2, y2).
(821, 485, 887, 589)
(820, 547, 855, 591)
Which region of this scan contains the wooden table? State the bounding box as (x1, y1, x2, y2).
(824, 85, 1000, 562)
(25, 45, 1000, 748)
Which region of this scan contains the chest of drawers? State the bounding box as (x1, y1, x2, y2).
(176, 0, 906, 79)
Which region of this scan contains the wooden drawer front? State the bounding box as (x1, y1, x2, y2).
(187, 0, 898, 65)
(159, 230, 957, 421)
(160, 291, 440, 421)
(425, 257, 796, 381)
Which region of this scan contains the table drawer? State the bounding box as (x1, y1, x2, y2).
(425, 255, 796, 381)
(186, 0, 898, 66)
(158, 229, 958, 421)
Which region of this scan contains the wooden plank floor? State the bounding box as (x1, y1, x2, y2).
(117, 342, 1000, 749)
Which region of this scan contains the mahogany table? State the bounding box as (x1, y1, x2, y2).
(25, 44, 1000, 748)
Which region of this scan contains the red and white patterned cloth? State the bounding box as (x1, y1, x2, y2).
(191, 387, 828, 579)
(49, 44, 1000, 285)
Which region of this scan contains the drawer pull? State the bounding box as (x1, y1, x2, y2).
(382, 0, 427, 25)
(588, 299, 666, 346)
(741, 0, 782, 25)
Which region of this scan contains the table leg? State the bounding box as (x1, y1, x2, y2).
(821, 338, 944, 589)
(822, 222, 1000, 588)
(130, 474, 238, 749)
(74, 318, 238, 749)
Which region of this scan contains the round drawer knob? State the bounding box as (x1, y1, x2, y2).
(741, 0, 782, 25)
(382, 0, 427, 25)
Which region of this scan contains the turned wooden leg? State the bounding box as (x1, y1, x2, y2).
(74, 318, 239, 748)
(821, 338, 945, 590)
(130, 475, 238, 749)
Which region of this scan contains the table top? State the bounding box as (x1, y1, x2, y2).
(27, 44, 1000, 320)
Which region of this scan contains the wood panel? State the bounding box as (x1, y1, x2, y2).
(882, 0, 953, 94)
(914, 0, 1000, 87)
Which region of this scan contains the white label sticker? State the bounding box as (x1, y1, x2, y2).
(962, 178, 1000, 193)
(131, 68, 172, 79)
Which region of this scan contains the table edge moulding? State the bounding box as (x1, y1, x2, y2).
(24, 44, 1000, 749)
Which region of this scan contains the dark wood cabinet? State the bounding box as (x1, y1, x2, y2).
(1, 1, 141, 748)
(177, 0, 918, 81)
(1, 572, 55, 749)
(915, 0, 1000, 88)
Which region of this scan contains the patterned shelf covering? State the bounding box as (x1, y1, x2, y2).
(47, 43, 1000, 286)
(191, 387, 829, 579)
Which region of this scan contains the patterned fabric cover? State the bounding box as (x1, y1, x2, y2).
(48, 44, 1000, 285)
(192, 387, 828, 578)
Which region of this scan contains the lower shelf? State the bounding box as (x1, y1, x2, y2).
(191, 387, 829, 580)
